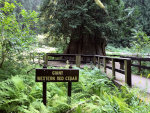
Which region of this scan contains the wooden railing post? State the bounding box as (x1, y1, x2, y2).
(43, 54, 46, 64)
(38, 53, 40, 64)
(112, 59, 115, 79)
(76, 55, 81, 68)
(103, 57, 106, 73)
(98, 57, 100, 69)
(93, 56, 96, 66)
(138, 60, 141, 74)
(45, 53, 48, 66)
(43, 65, 47, 105)
(124, 59, 132, 87)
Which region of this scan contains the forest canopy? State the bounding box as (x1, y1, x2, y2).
(40, 0, 138, 55)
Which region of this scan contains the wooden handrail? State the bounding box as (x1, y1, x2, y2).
(45, 53, 132, 86)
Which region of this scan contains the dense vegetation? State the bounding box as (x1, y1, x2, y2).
(0, 0, 150, 112)
(0, 65, 150, 113)
(124, 0, 150, 35)
(0, 0, 39, 68)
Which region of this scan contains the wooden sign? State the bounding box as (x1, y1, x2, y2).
(36, 67, 79, 105)
(36, 69, 79, 82)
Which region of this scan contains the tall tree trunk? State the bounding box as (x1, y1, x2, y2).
(64, 34, 106, 55)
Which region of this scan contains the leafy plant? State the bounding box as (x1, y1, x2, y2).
(0, 1, 39, 68)
(131, 30, 150, 54)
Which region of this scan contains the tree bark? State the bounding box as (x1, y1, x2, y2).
(64, 34, 106, 56)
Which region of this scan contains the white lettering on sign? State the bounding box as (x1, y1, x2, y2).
(52, 71, 63, 75)
(65, 76, 77, 81)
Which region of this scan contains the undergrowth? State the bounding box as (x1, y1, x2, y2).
(132, 61, 150, 77)
(106, 45, 131, 53)
(0, 65, 150, 113)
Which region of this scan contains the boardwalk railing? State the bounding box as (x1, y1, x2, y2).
(29, 52, 45, 64)
(122, 56, 150, 73)
(108, 54, 150, 74)
(44, 53, 132, 87)
(29, 52, 150, 87)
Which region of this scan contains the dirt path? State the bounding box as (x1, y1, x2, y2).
(105, 68, 150, 92)
(105, 62, 150, 93)
(102, 62, 150, 102)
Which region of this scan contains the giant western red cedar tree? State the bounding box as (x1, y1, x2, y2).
(40, 0, 137, 54)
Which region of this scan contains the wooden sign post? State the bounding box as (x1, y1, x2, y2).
(36, 67, 79, 105)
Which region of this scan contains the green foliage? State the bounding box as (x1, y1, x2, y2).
(130, 30, 150, 76)
(131, 30, 150, 54)
(0, 1, 39, 67)
(0, 66, 150, 112)
(106, 45, 131, 53)
(19, 0, 41, 11)
(124, 0, 150, 35)
(0, 59, 35, 81)
(40, 0, 138, 47)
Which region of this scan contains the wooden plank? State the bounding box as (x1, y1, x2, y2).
(81, 55, 94, 57)
(98, 57, 100, 69)
(112, 59, 115, 78)
(76, 55, 81, 67)
(67, 82, 72, 104)
(38, 53, 40, 64)
(106, 66, 125, 74)
(103, 58, 106, 73)
(122, 56, 150, 61)
(131, 64, 150, 70)
(47, 53, 77, 57)
(124, 59, 132, 87)
(43, 82, 47, 106)
(43, 66, 47, 106)
(93, 56, 96, 66)
(45, 53, 48, 65)
(48, 59, 68, 62)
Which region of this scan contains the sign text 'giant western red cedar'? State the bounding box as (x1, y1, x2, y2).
(36, 69, 79, 82)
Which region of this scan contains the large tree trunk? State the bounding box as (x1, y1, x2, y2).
(64, 34, 106, 56)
